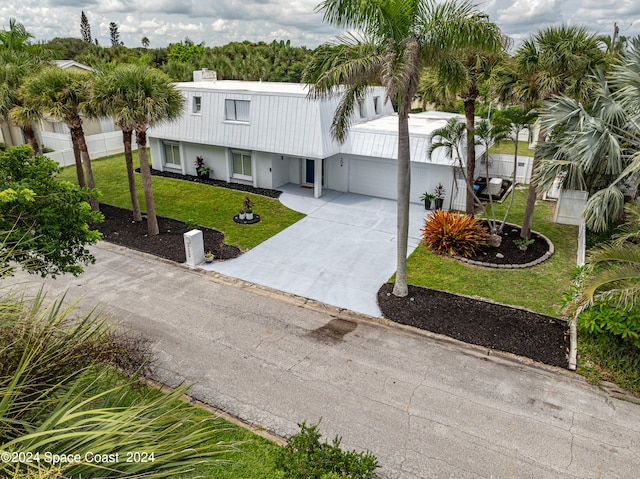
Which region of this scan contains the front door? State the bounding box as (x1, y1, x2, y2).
(305, 159, 315, 184)
(304, 159, 325, 186)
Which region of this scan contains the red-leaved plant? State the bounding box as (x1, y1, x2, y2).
(422, 210, 489, 257)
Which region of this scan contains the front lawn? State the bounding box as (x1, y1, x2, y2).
(404, 188, 578, 317)
(57, 152, 304, 250)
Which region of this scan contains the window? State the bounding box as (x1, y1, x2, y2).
(358, 100, 365, 118)
(225, 99, 250, 122)
(53, 121, 69, 134)
(163, 142, 181, 167)
(373, 96, 380, 114)
(231, 151, 252, 179)
(193, 96, 202, 113)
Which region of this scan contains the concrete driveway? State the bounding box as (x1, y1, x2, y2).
(210, 184, 427, 317)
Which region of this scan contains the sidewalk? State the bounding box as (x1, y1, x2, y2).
(4, 243, 640, 479)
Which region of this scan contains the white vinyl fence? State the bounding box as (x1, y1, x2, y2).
(42, 131, 136, 167)
(481, 153, 533, 184)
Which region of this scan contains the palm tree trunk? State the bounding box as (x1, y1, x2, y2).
(463, 94, 477, 216)
(21, 125, 41, 156)
(72, 124, 99, 211)
(498, 133, 519, 233)
(70, 137, 86, 189)
(122, 129, 142, 222)
(521, 128, 544, 239)
(392, 107, 411, 298)
(135, 129, 159, 236)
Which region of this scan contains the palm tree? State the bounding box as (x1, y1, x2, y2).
(0, 20, 52, 155)
(0, 51, 43, 155)
(429, 117, 502, 245)
(91, 65, 184, 236)
(473, 119, 511, 234)
(499, 25, 608, 239)
(535, 40, 640, 233)
(489, 106, 536, 230)
(426, 44, 507, 215)
(304, 0, 505, 297)
(23, 67, 98, 209)
(0, 18, 33, 52)
(90, 66, 142, 222)
(0, 18, 55, 57)
(8, 103, 42, 154)
(571, 201, 640, 317)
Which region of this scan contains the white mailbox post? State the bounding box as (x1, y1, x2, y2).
(183, 229, 205, 266)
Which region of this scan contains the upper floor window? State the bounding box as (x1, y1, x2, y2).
(193, 96, 202, 114)
(373, 96, 380, 114)
(225, 99, 250, 122)
(358, 100, 365, 118)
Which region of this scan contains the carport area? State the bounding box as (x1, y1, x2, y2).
(209, 184, 428, 317)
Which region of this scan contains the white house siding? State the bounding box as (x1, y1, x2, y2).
(411, 162, 458, 210)
(325, 155, 348, 192)
(150, 85, 332, 159)
(254, 151, 273, 189)
(271, 155, 291, 189)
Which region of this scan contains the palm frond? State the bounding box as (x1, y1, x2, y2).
(582, 186, 626, 233)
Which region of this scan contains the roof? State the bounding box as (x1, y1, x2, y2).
(52, 60, 93, 72)
(174, 80, 311, 97)
(343, 111, 484, 166)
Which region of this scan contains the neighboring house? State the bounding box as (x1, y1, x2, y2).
(148, 71, 485, 209)
(1, 59, 134, 166)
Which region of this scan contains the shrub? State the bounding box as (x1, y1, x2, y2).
(276, 421, 378, 479)
(0, 289, 234, 478)
(577, 300, 640, 350)
(421, 210, 489, 257)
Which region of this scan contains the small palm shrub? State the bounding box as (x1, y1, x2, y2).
(421, 210, 489, 257)
(0, 289, 235, 478)
(276, 422, 378, 479)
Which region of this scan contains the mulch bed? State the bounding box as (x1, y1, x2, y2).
(378, 284, 569, 368)
(95, 202, 568, 368)
(465, 223, 549, 266)
(142, 168, 283, 199)
(95, 203, 241, 262)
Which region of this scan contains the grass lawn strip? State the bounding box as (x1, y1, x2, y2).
(403, 188, 577, 317)
(56, 151, 304, 251)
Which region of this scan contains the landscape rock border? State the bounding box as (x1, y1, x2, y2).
(454, 223, 554, 269)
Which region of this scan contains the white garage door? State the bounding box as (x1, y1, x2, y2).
(348, 158, 397, 199)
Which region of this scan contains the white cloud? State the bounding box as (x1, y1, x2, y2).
(2, 0, 639, 49)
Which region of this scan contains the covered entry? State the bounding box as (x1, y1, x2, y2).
(303, 158, 324, 198)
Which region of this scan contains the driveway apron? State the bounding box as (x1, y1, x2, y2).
(210, 185, 427, 317)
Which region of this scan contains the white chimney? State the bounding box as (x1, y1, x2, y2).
(192, 68, 217, 82)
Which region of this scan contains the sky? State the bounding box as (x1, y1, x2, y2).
(1, 0, 639, 50)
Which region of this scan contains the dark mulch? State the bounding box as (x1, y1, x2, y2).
(466, 223, 549, 265)
(140, 168, 283, 199)
(378, 283, 569, 368)
(95, 201, 566, 368)
(95, 203, 241, 262)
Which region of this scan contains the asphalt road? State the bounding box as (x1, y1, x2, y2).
(4, 243, 639, 479)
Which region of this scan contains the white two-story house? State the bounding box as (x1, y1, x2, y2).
(148, 70, 483, 210)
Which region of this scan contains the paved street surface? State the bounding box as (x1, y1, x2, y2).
(4, 243, 639, 479)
